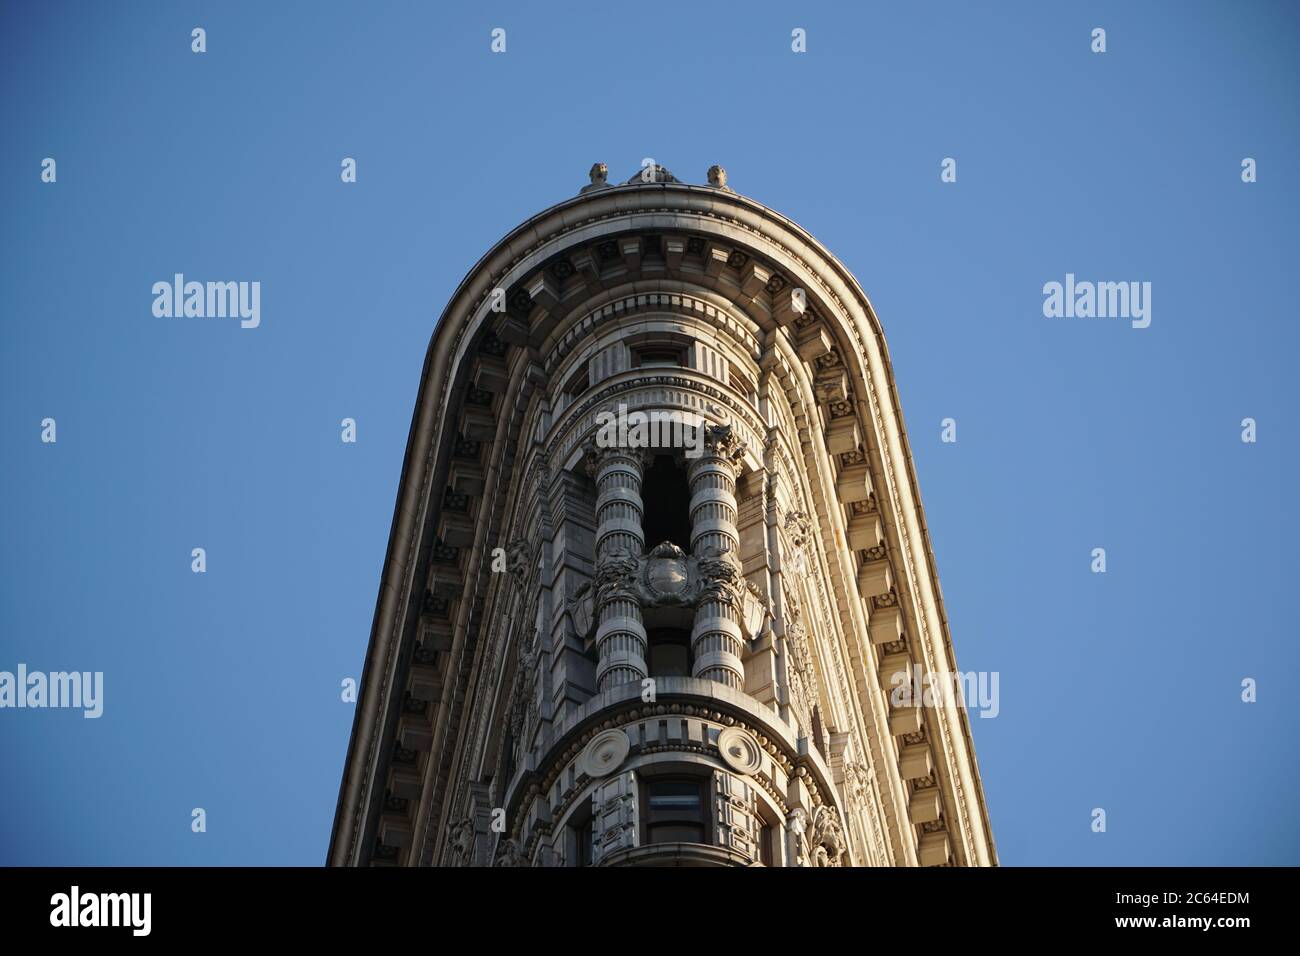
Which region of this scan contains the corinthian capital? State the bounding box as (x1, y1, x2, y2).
(694, 424, 746, 473)
(582, 441, 649, 480)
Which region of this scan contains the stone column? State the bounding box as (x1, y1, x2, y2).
(586, 445, 647, 691)
(688, 425, 747, 688)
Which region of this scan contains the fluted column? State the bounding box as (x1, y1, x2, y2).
(586, 445, 647, 691)
(688, 426, 747, 688)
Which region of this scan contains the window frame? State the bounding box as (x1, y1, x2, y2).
(641, 775, 710, 846)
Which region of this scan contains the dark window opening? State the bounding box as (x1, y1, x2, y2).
(646, 627, 693, 678)
(576, 817, 593, 867)
(631, 346, 685, 368)
(760, 823, 774, 866)
(563, 361, 590, 397)
(811, 705, 828, 758)
(570, 797, 594, 867)
(640, 454, 691, 551)
(499, 727, 516, 790)
(644, 778, 708, 845)
(729, 361, 758, 404)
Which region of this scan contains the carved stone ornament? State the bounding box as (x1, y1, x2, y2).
(506, 629, 541, 748)
(644, 541, 690, 601)
(579, 161, 610, 194)
(494, 837, 528, 867)
(568, 581, 595, 638)
(785, 630, 816, 724)
(845, 761, 871, 807)
(582, 440, 650, 481)
(586, 535, 771, 635)
(786, 616, 813, 679)
(694, 541, 745, 606)
(783, 509, 812, 574)
(505, 538, 531, 580)
(785, 595, 815, 680)
(448, 817, 475, 866)
(580, 728, 631, 778)
(594, 544, 641, 604)
(699, 424, 746, 471)
(740, 580, 771, 637)
(809, 805, 846, 867)
(782, 588, 820, 736)
(717, 726, 763, 775)
(788, 807, 811, 867)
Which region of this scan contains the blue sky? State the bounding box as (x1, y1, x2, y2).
(1, 0, 1297, 865)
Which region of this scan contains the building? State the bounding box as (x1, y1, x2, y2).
(328, 162, 997, 867)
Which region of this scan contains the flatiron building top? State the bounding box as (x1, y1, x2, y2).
(329, 163, 996, 867)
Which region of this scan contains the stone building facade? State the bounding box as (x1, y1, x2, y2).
(328, 163, 997, 867)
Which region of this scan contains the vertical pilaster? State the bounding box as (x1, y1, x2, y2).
(712, 771, 761, 862)
(548, 466, 597, 708)
(586, 445, 647, 691)
(591, 771, 639, 864)
(688, 425, 747, 688)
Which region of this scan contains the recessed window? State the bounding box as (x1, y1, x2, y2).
(569, 797, 594, 867)
(631, 346, 685, 369)
(640, 455, 691, 550)
(563, 360, 590, 398)
(729, 361, 758, 404)
(576, 815, 593, 867)
(554, 360, 592, 417)
(644, 778, 708, 845)
(646, 627, 692, 678)
(500, 727, 516, 789)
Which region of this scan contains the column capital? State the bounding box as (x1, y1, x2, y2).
(582, 441, 651, 480)
(689, 424, 747, 476)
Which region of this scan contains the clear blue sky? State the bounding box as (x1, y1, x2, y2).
(2, 0, 1297, 865)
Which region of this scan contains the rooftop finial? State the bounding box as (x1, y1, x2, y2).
(580, 162, 610, 194)
(707, 165, 732, 191)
